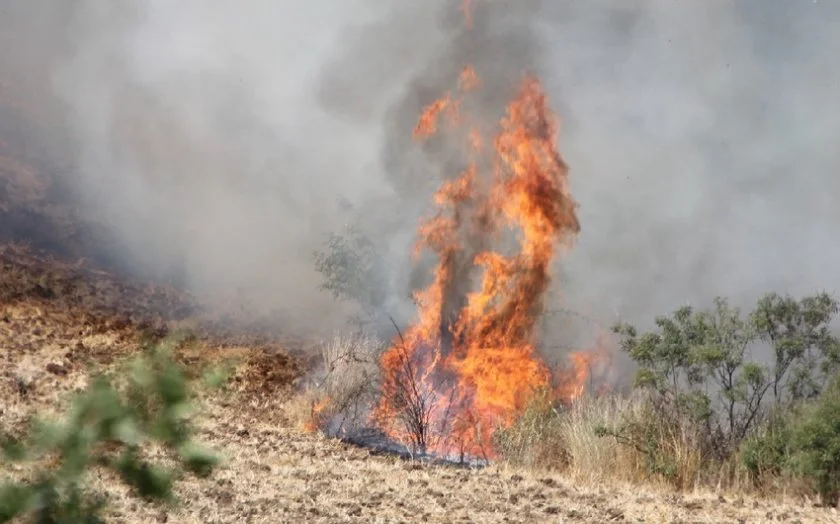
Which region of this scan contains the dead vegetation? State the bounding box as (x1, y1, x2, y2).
(287, 332, 381, 435)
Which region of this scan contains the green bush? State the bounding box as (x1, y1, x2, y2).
(603, 292, 840, 495)
(787, 375, 840, 507)
(312, 216, 388, 327)
(739, 415, 793, 486)
(0, 338, 223, 523)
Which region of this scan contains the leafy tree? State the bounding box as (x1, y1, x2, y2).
(751, 292, 840, 408)
(612, 298, 772, 458)
(0, 338, 223, 523)
(313, 217, 388, 328)
(607, 292, 840, 486)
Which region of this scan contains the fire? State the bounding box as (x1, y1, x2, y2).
(462, 0, 474, 30)
(555, 335, 615, 403)
(371, 3, 593, 458)
(304, 396, 331, 433)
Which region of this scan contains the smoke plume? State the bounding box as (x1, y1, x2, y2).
(1, 0, 839, 343)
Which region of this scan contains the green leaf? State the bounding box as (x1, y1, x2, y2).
(0, 483, 35, 522)
(0, 434, 27, 462)
(112, 418, 140, 447)
(179, 442, 221, 478)
(115, 451, 175, 501)
(201, 363, 235, 390)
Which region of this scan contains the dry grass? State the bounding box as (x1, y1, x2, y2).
(288, 332, 382, 433)
(495, 390, 827, 503)
(497, 393, 701, 486)
(562, 394, 704, 489)
(87, 395, 839, 524)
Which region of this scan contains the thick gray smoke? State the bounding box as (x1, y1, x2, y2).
(2, 1, 839, 342)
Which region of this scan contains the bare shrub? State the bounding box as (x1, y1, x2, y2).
(291, 332, 383, 435)
(375, 320, 444, 456)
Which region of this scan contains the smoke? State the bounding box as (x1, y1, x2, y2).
(2, 1, 839, 341)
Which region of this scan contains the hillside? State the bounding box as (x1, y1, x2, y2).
(1, 23, 839, 523)
(1, 152, 837, 524)
(2, 247, 836, 524)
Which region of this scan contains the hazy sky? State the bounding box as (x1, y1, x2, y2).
(2, 0, 838, 343)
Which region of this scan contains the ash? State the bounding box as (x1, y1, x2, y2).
(335, 427, 489, 469)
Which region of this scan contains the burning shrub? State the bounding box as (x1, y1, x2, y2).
(310, 3, 608, 462)
(368, 64, 583, 461)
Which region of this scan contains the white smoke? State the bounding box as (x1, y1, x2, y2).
(1, 0, 838, 341)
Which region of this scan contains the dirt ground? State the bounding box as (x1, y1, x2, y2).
(1, 245, 838, 524)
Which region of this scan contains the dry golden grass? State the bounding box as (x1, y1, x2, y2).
(494, 388, 838, 508)
(90, 394, 840, 524)
(558, 394, 704, 489)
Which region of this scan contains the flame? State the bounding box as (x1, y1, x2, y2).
(303, 396, 331, 433)
(462, 0, 474, 30)
(555, 335, 615, 403)
(371, 3, 597, 458)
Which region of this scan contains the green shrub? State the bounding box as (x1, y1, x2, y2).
(739, 415, 793, 486)
(0, 338, 223, 523)
(602, 292, 840, 495)
(312, 216, 388, 327)
(787, 375, 840, 507)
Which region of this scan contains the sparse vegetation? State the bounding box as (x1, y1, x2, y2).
(607, 292, 840, 502)
(2, 87, 837, 520)
(311, 223, 840, 509)
(490, 292, 840, 507)
(289, 332, 382, 435)
(0, 337, 222, 522)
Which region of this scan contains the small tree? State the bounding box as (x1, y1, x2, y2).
(312, 215, 389, 329)
(0, 339, 222, 523)
(751, 292, 840, 408)
(611, 298, 771, 459)
(606, 292, 840, 488)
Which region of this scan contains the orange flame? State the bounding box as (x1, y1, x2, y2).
(372, 62, 593, 458)
(462, 0, 474, 30)
(555, 334, 615, 403)
(367, 1, 610, 460)
(303, 396, 331, 433)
